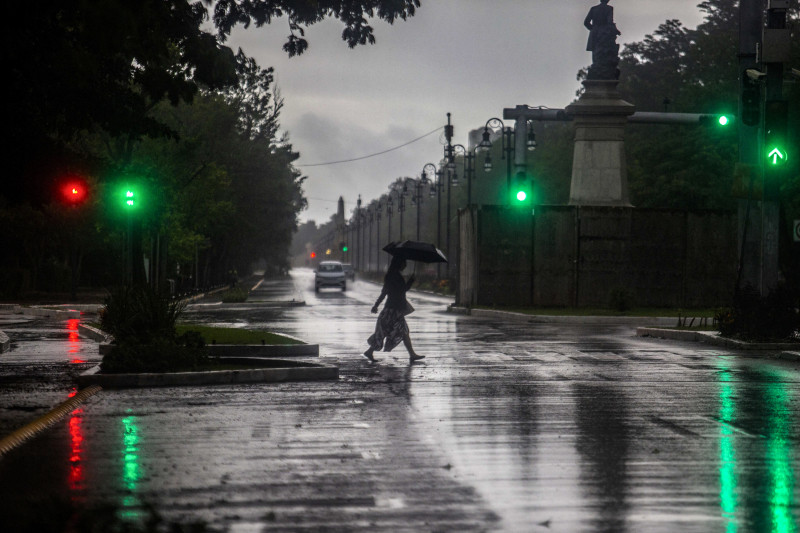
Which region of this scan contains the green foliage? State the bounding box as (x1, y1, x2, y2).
(100, 285, 186, 344)
(212, 0, 421, 56)
(175, 324, 303, 345)
(220, 287, 249, 302)
(716, 285, 800, 341)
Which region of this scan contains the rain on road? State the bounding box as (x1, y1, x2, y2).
(1, 269, 798, 532)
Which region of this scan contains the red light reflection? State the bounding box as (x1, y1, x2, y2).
(68, 407, 85, 500)
(66, 318, 86, 363)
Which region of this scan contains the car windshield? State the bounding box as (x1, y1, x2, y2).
(319, 264, 342, 272)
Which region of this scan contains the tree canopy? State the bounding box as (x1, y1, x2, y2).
(3, 0, 420, 205)
(2, 0, 419, 294)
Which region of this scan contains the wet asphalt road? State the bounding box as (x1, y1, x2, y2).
(1, 269, 799, 532)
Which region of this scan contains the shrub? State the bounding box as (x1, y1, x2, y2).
(220, 287, 248, 303)
(101, 285, 185, 344)
(716, 284, 800, 341)
(100, 285, 208, 373)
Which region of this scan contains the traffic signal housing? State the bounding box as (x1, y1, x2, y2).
(764, 100, 788, 167)
(740, 75, 761, 127)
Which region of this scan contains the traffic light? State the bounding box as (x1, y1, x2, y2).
(340, 242, 347, 252)
(698, 114, 734, 127)
(741, 75, 761, 127)
(764, 100, 788, 167)
(310, 252, 316, 259)
(60, 178, 88, 205)
(511, 173, 531, 205)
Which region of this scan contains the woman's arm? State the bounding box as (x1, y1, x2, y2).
(372, 286, 388, 313)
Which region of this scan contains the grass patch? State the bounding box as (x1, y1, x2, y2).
(476, 306, 717, 318)
(220, 287, 248, 303)
(176, 323, 303, 345)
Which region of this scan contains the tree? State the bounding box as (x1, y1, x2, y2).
(4, 0, 420, 206)
(5, 0, 238, 205)
(212, 0, 421, 56)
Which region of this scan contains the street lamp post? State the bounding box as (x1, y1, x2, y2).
(367, 207, 374, 273)
(356, 195, 362, 271)
(386, 195, 394, 246)
(477, 117, 514, 191)
(450, 144, 476, 207)
(422, 163, 443, 279)
(375, 201, 382, 272)
(411, 174, 431, 241)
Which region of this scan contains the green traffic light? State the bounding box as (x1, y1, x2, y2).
(125, 190, 135, 207)
(342, 246, 348, 252)
(516, 190, 527, 202)
(718, 115, 729, 126)
(767, 147, 787, 166)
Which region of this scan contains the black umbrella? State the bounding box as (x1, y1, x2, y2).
(382, 240, 448, 263)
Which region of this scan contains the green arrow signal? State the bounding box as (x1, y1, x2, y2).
(768, 147, 786, 165)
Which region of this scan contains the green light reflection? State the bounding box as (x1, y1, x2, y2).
(718, 368, 737, 533)
(121, 415, 142, 517)
(766, 383, 795, 533)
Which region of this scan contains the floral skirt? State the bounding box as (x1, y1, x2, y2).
(367, 307, 409, 352)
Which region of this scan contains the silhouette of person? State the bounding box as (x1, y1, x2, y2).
(363, 255, 425, 364)
(584, 0, 621, 56)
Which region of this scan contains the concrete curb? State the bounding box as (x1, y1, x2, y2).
(76, 358, 338, 389)
(78, 323, 113, 343)
(777, 351, 800, 362)
(454, 306, 682, 326)
(206, 344, 319, 357)
(96, 342, 319, 357)
(0, 385, 102, 458)
(636, 327, 799, 351)
(15, 306, 82, 319)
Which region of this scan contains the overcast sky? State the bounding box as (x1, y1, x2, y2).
(222, 1, 708, 224)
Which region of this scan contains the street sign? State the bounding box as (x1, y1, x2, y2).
(794, 220, 800, 242)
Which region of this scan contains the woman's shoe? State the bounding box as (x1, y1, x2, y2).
(363, 350, 377, 362)
(409, 354, 425, 364)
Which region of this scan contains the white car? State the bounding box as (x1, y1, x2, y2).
(315, 261, 347, 292)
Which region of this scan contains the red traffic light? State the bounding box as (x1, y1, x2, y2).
(61, 179, 88, 205)
(310, 252, 316, 258)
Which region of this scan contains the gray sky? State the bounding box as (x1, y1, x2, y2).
(223, 1, 708, 224)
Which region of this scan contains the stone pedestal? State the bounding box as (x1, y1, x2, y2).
(566, 80, 635, 206)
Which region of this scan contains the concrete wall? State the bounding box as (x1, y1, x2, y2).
(461, 205, 737, 308)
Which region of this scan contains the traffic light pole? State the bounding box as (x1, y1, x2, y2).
(760, 0, 790, 294)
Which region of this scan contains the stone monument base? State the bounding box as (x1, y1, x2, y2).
(566, 80, 635, 206)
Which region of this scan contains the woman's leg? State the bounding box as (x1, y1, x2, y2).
(402, 333, 425, 362)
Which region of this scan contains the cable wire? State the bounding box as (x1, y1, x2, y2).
(296, 126, 443, 167)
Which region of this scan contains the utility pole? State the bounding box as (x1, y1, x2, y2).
(736, 0, 766, 293)
(760, 0, 791, 294)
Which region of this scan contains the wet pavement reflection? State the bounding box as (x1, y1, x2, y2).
(0, 270, 798, 531)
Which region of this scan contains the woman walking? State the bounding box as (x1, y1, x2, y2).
(364, 255, 425, 364)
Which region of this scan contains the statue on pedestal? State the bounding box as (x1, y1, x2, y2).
(584, 0, 621, 80)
